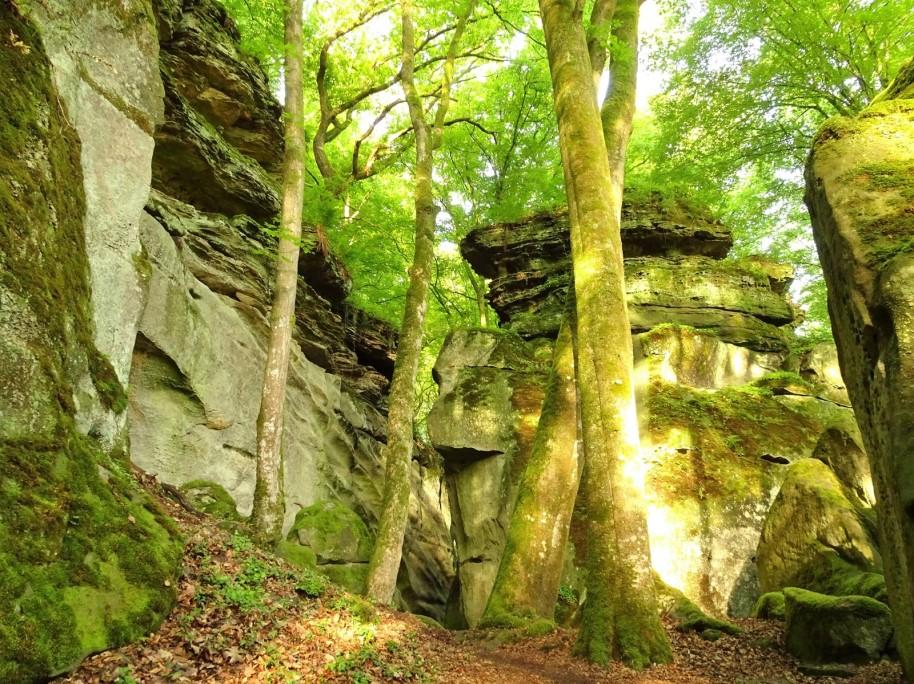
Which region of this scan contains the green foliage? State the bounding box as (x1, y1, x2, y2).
(558, 584, 578, 605)
(332, 595, 378, 624)
(201, 554, 283, 612)
(636, 0, 914, 333)
(294, 568, 329, 598)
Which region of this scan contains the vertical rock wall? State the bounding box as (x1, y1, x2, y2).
(805, 60, 914, 678)
(0, 4, 181, 680)
(131, 0, 455, 619)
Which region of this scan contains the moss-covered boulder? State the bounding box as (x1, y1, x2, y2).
(287, 500, 374, 564)
(753, 592, 786, 620)
(0, 6, 181, 680)
(655, 578, 740, 635)
(757, 459, 884, 600)
(281, 501, 374, 594)
(806, 57, 914, 678)
(784, 588, 893, 665)
(180, 480, 241, 521)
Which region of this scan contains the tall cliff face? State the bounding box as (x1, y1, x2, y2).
(430, 198, 875, 628)
(0, 2, 181, 680)
(141, 0, 454, 619)
(0, 0, 453, 678)
(805, 59, 914, 678)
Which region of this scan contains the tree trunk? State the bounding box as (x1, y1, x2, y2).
(366, 0, 476, 603)
(465, 263, 489, 327)
(600, 0, 640, 205)
(537, 0, 670, 668)
(250, 0, 306, 545)
(482, 303, 580, 624)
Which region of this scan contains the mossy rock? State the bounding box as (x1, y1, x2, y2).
(756, 459, 883, 599)
(753, 592, 786, 620)
(0, 7, 181, 680)
(276, 541, 317, 570)
(180, 480, 241, 521)
(655, 577, 740, 636)
(784, 588, 893, 665)
(287, 500, 373, 564)
(320, 563, 369, 594)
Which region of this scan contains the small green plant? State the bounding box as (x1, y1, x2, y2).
(230, 531, 254, 552)
(558, 584, 577, 604)
(294, 567, 328, 598)
(114, 667, 139, 684)
(332, 594, 377, 623)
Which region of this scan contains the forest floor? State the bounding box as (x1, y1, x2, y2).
(59, 475, 904, 684)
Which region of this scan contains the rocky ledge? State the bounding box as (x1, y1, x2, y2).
(463, 196, 798, 352)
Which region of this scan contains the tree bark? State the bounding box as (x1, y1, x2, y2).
(537, 0, 670, 668)
(365, 0, 477, 604)
(250, 0, 306, 544)
(482, 303, 580, 624)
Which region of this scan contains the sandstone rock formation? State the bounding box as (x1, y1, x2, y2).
(756, 459, 885, 600)
(132, 0, 454, 622)
(462, 197, 796, 351)
(0, 1, 455, 678)
(0, 3, 180, 679)
(805, 58, 914, 677)
(430, 194, 870, 627)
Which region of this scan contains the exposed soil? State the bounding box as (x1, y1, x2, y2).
(58, 474, 904, 684)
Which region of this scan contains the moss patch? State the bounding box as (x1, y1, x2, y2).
(286, 500, 374, 564)
(180, 480, 241, 521)
(655, 578, 740, 636)
(753, 592, 786, 620)
(646, 382, 822, 502)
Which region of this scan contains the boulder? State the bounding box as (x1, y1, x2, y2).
(784, 588, 893, 665)
(756, 459, 883, 600)
(805, 57, 914, 676)
(288, 501, 374, 564)
(180, 480, 242, 521)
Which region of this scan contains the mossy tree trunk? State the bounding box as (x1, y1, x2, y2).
(250, 0, 306, 544)
(482, 303, 580, 624)
(365, 0, 477, 604)
(538, 0, 670, 668)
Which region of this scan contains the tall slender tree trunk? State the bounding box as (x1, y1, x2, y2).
(250, 0, 306, 545)
(482, 301, 580, 624)
(366, 0, 477, 604)
(538, 0, 670, 668)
